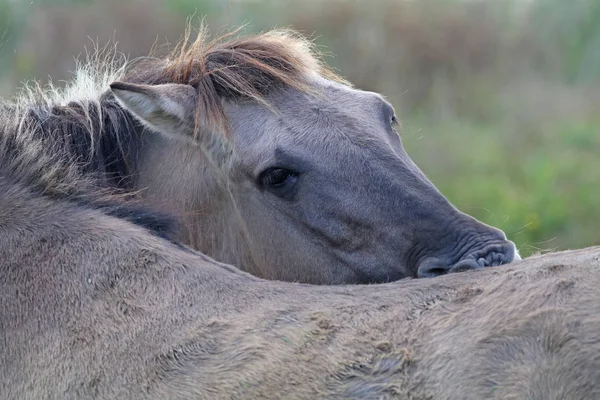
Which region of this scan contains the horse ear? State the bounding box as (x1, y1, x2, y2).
(110, 82, 198, 142)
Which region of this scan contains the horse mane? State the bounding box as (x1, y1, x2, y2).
(0, 25, 344, 238)
(0, 50, 176, 238)
(0, 46, 134, 191)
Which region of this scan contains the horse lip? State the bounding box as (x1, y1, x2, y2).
(450, 240, 520, 271)
(512, 244, 522, 261)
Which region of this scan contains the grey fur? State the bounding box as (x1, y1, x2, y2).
(1, 175, 599, 399)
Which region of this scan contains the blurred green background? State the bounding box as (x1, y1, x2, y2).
(1, 0, 599, 257)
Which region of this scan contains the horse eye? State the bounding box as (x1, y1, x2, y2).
(259, 167, 298, 193)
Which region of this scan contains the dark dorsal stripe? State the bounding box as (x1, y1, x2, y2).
(80, 198, 183, 246)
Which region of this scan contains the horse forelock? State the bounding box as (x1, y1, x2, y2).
(1, 25, 346, 169)
(121, 25, 350, 136)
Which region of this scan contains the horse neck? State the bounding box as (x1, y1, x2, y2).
(134, 135, 266, 277)
(184, 206, 266, 277)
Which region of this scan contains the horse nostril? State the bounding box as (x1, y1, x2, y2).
(416, 258, 446, 278)
(449, 259, 480, 273)
(417, 266, 447, 278)
(417, 257, 455, 278)
(417, 257, 481, 278)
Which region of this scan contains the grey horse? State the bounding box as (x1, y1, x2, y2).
(0, 26, 518, 283)
(1, 144, 599, 398)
